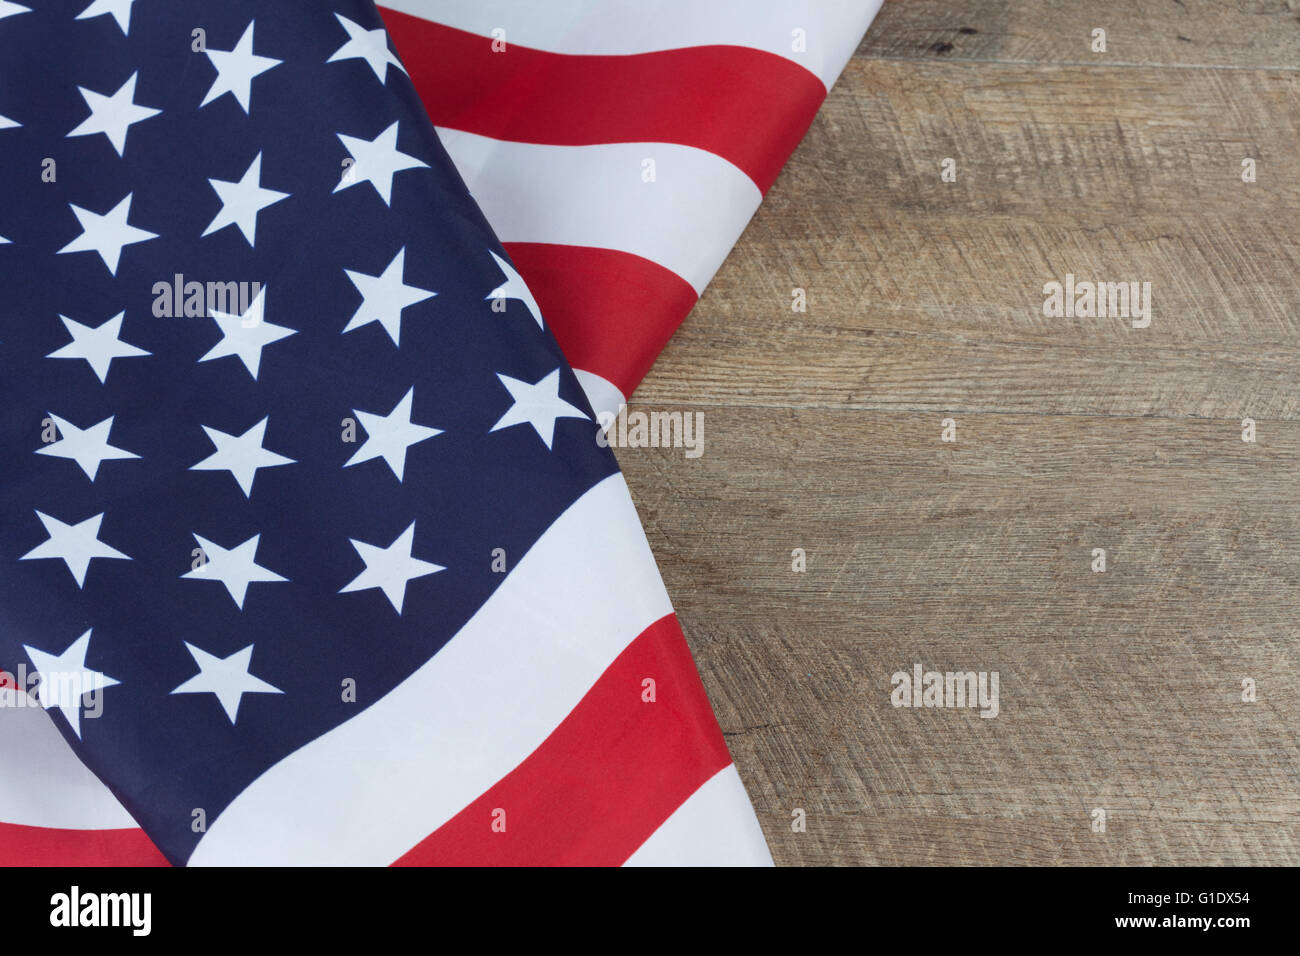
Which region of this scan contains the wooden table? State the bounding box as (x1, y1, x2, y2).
(618, 0, 1300, 865)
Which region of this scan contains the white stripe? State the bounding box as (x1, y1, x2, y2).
(191, 473, 674, 866)
(0, 688, 138, 830)
(439, 129, 761, 296)
(379, 0, 883, 89)
(624, 764, 774, 866)
(574, 369, 626, 423)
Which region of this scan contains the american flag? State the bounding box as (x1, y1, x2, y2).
(379, 0, 884, 416)
(0, 0, 878, 866)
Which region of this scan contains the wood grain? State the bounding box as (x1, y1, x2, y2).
(857, 0, 1300, 70)
(636, 59, 1300, 418)
(619, 2, 1300, 865)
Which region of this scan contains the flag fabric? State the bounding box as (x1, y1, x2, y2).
(0, 0, 881, 867)
(0, 0, 772, 867)
(376, 0, 884, 417)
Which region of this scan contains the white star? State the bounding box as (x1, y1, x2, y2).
(20, 510, 130, 588)
(342, 247, 435, 346)
(486, 250, 543, 328)
(182, 532, 287, 609)
(75, 0, 135, 34)
(23, 630, 120, 739)
(327, 13, 406, 83)
(0, 2, 30, 21)
(37, 413, 139, 480)
(340, 521, 442, 614)
(0, 113, 18, 129)
(199, 287, 295, 379)
(57, 193, 157, 275)
(47, 312, 150, 383)
(202, 152, 288, 246)
(345, 387, 441, 481)
(334, 121, 427, 206)
(490, 369, 589, 449)
(191, 417, 294, 497)
(201, 21, 281, 114)
(67, 72, 159, 156)
(170, 642, 282, 724)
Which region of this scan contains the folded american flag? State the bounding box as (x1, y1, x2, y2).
(377, 0, 884, 414)
(0, 0, 878, 866)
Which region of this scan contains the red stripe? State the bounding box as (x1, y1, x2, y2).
(2, 612, 727, 868)
(393, 614, 731, 866)
(502, 242, 697, 399)
(0, 823, 168, 867)
(378, 9, 826, 193)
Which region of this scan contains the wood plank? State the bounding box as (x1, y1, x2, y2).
(856, 0, 1300, 71)
(621, 3, 1300, 866)
(617, 409, 1300, 864)
(633, 59, 1300, 418)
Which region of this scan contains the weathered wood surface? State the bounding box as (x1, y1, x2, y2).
(618, 0, 1300, 865)
(857, 0, 1300, 69)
